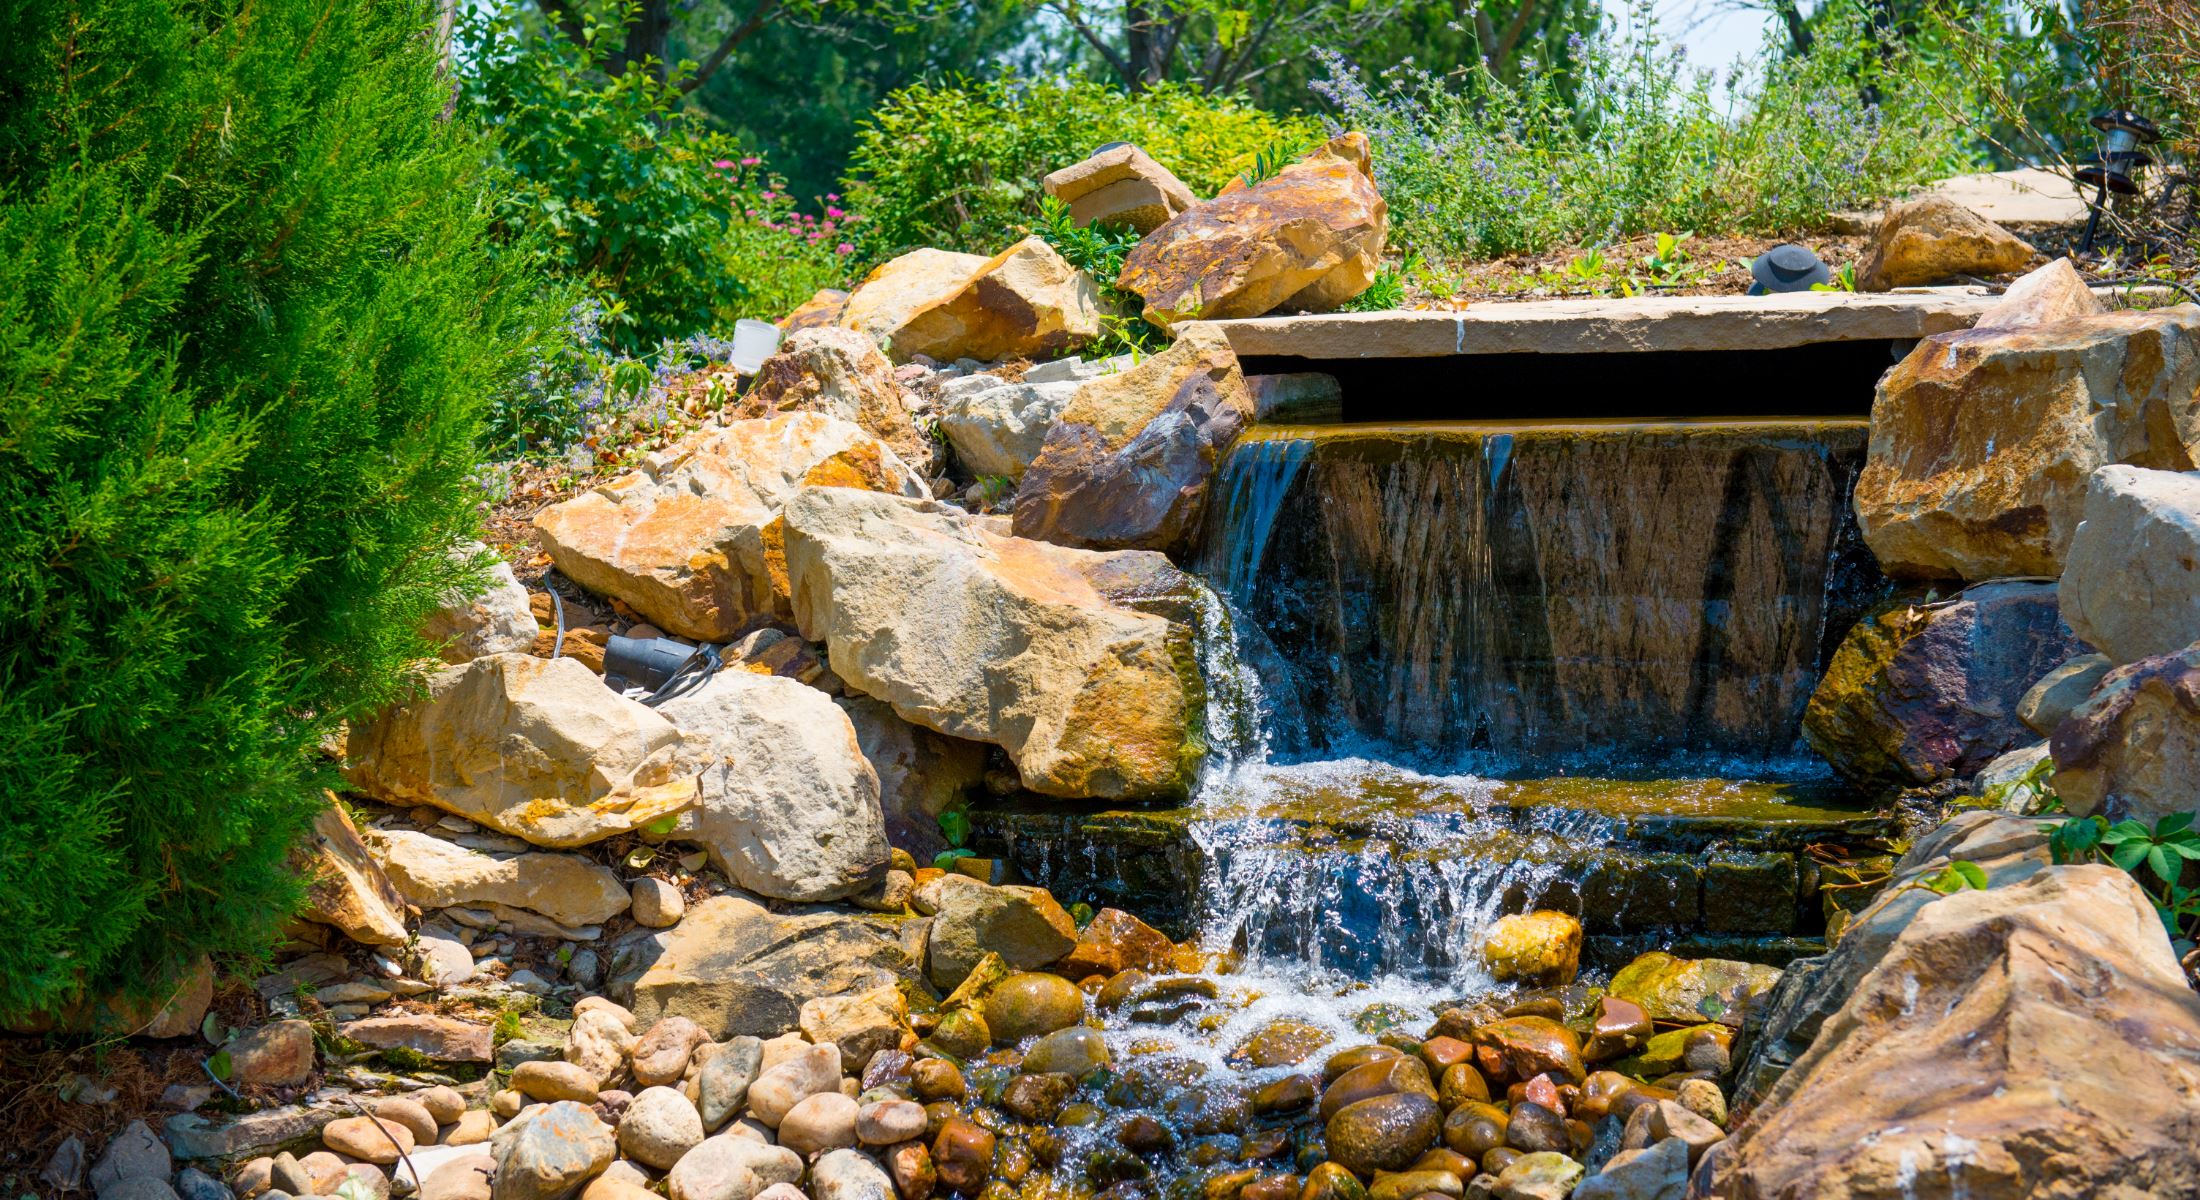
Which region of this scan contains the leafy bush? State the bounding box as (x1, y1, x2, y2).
(0, 0, 547, 1021)
(463, 2, 853, 351)
(1315, 3, 1974, 264)
(846, 76, 1324, 257)
(2053, 812, 2200, 944)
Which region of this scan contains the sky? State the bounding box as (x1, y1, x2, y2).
(1615, 0, 1781, 68)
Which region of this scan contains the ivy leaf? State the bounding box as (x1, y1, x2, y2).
(2111, 841, 2151, 873)
(207, 1051, 233, 1082)
(938, 810, 973, 849)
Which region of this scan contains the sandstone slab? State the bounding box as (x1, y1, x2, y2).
(1715, 864, 2200, 1200)
(2060, 464, 2200, 664)
(622, 895, 915, 1039)
(373, 828, 629, 927)
(783, 487, 1206, 800)
(1855, 305, 2200, 581)
(340, 1014, 493, 1063)
(656, 670, 888, 902)
(1803, 582, 2087, 786)
(297, 796, 409, 946)
(533, 413, 927, 641)
(1043, 143, 1198, 234)
(839, 249, 990, 351)
(1118, 133, 1386, 330)
(346, 654, 700, 847)
(1012, 323, 1254, 555)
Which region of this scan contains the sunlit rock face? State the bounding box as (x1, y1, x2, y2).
(1202, 419, 1881, 770)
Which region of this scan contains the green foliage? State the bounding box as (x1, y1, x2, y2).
(462, 1, 852, 351)
(1315, 2, 1974, 264)
(1918, 860, 1991, 895)
(1343, 256, 1416, 312)
(846, 76, 1323, 258)
(0, 0, 547, 1022)
(2053, 812, 2200, 942)
(937, 808, 974, 849)
(1028, 196, 1165, 356)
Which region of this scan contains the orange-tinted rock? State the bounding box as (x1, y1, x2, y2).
(1321, 1055, 1439, 1121)
(1478, 911, 1582, 986)
(1011, 322, 1254, 555)
(1325, 1092, 1443, 1176)
(1436, 1062, 1489, 1111)
(1581, 997, 1652, 1062)
(854, 239, 1104, 364)
(1058, 907, 1177, 978)
(296, 794, 409, 946)
(1469, 1017, 1584, 1085)
(735, 326, 939, 475)
(781, 287, 849, 332)
(1043, 143, 1199, 234)
(1117, 133, 1387, 330)
(1855, 307, 2200, 581)
(1856, 195, 2037, 291)
(534, 412, 927, 640)
(933, 1116, 996, 1194)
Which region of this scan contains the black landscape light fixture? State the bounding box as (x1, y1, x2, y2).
(1747, 244, 1831, 295)
(2076, 109, 2161, 254)
(603, 634, 720, 703)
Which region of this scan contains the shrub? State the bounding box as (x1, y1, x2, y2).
(463, 2, 854, 351)
(1314, 3, 1974, 264)
(845, 76, 1325, 258)
(0, 0, 548, 1021)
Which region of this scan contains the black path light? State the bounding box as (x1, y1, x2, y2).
(2076, 109, 2161, 255)
(1747, 243, 1831, 294)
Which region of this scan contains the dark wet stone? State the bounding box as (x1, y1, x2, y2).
(1298, 1162, 1366, 1200)
(1001, 1073, 1074, 1123)
(1320, 1056, 1438, 1122)
(914, 1060, 968, 1102)
(1502, 1102, 1568, 1154)
(1321, 1045, 1402, 1085)
(934, 1117, 997, 1194)
(1325, 1093, 1442, 1175)
(1252, 1074, 1318, 1116)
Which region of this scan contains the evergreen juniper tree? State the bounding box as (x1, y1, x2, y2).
(0, 0, 553, 1022)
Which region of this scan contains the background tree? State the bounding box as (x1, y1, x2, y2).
(0, 0, 547, 1020)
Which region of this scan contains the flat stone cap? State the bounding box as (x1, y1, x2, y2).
(1043, 143, 1195, 210)
(1192, 287, 2003, 358)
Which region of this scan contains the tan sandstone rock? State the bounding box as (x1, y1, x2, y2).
(1012, 323, 1255, 555)
(623, 895, 915, 1039)
(1972, 257, 2103, 331)
(734, 327, 940, 476)
(345, 654, 702, 848)
(532, 412, 927, 641)
(782, 486, 1207, 800)
(1855, 305, 2200, 580)
(654, 670, 890, 902)
(297, 795, 410, 946)
(840, 248, 990, 350)
(372, 828, 630, 927)
(2060, 464, 2200, 664)
(1042, 143, 1199, 234)
(1714, 865, 2200, 1200)
(1856, 194, 2038, 291)
(1118, 133, 1387, 330)
(880, 238, 1104, 364)
(423, 544, 538, 665)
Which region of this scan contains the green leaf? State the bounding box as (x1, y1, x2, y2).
(938, 810, 973, 849)
(2157, 812, 2195, 836)
(1953, 860, 1989, 891)
(207, 1051, 233, 1082)
(2111, 841, 2151, 872)
(933, 848, 976, 871)
(640, 814, 679, 837)
(2149, 845, 2179, 885)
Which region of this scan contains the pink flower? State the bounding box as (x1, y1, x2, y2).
(745, 208, 758, 217)
(712, 159, 734, 169)
(826, 193, 840, 201)
(837, 242, 854, 254)
(826, 206, 845, 219)
(741, 156, 761, 166)
(759, 190, 776, 201)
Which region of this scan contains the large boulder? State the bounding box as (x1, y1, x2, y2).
(2051, 644, 2200, 826)
(1854, 194, 2037, 291)
(372, 829, 630, 927)
(840, 249, 990, 349)
(835, 695, 986, 859)
(297, 796, 410, 946)
(532, 413, 927, 641)
(1714, 864, 2200, 1200)
(782, 487, 1207, 800)
(654, 670, 890, 902)
(2060, 465, 2200, 664)
(345, 654, 701, 847)
(621, 895, 916, 1039)
(735, 328, 940, 477)
(843, 241, 1103, 364)
(1043, 143, 1198, 234)
(423, 544, 539, 665)
(927, 884, 1079, 989)
(1117, 132, 1387, 330)
(1011, 323, 1255, 555)
(1730, 811, 2055, 1113)
(1854, 305, 2200, 581)
(1802, 582, 2088, 787)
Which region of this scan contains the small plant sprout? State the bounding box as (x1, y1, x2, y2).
(2052, 812, 2200, 942)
